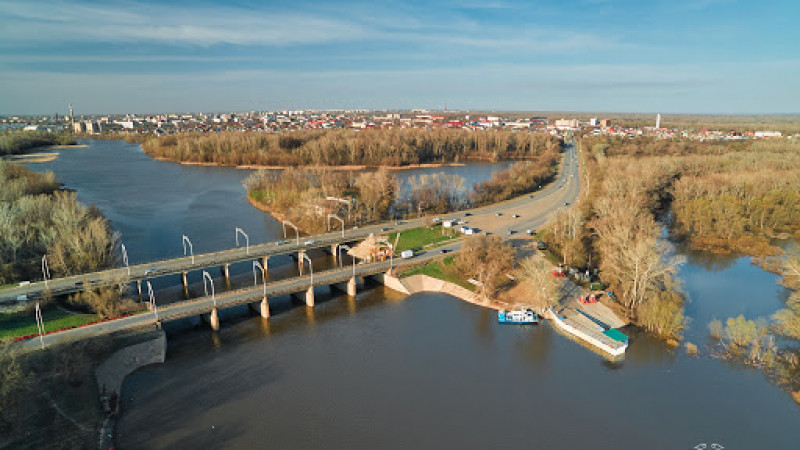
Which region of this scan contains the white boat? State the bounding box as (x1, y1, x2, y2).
(498, 309, 539, 324)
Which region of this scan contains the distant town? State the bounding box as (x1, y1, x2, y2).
(1, 109, 792, 141)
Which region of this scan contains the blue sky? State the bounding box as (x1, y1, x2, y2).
(1, 0, 798, 115)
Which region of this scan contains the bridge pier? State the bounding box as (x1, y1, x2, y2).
(136, 280, 142, 301)
(210, 308, 220, 331)
(305, 287, 315, 307)
(260, 296, 270, 318)
(347, 276, 357, 297)
(221, 264, 230, 284)
(181, 271, 189, 297)
(330, 244, 338, 262)
(297, 250, 306, 273)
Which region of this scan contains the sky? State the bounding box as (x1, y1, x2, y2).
(1, 0, 798, 115)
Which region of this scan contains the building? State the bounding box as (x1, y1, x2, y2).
(73, 121, 86, 133)
(599, 119, 612, 128)
(554, 119, 579, 130)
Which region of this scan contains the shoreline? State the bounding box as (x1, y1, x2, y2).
(2, 144, 88, 164)
(151, 155, 472, 171)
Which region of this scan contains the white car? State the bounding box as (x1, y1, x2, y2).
(304, 239, 316, 246)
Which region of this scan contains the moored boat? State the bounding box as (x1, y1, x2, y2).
(498, 308, 540, 324)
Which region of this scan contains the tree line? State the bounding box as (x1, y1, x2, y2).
(0, 130, 76, 156)
(243, 148, 561, 236)
(143, 128, 562, 167)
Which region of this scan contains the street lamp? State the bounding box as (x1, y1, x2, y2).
(182, 234, 194, 264)
(235, 227, 249, 254)
(376, 239, 394, 269)
(337, 244, 356, 277)
(202, 270, 216, 307)
(35, 302, 45, 350)
(41, 255, 50, 289)
(121, 243, 130, 276)
(146, 281, 159, 322)
(298, 253, 313, 286)
(252, 261, 267, 297)
(282, 220, 300, 246)
(327, 214, 345, 238)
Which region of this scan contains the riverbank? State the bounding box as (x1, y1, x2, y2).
(96, 330, 166, 449)
(0, 144, 87, 163)
(152, 155, 472, 171)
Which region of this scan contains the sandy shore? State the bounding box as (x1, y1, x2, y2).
(4, 152, 60, 163)
(2, 144, 88, 164)
(151, 155, 466, 171)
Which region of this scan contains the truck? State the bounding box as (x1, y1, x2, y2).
(401, 250, 414, 259)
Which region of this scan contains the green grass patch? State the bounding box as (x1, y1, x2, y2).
(400, 256, 475, 291)
(388, 225, 453, 252)
(249, 189, 271, 203)
(0, 283, 16, 290)
(0, 307, 99, 339)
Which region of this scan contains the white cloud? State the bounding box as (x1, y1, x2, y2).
(0, 1, 370, 46)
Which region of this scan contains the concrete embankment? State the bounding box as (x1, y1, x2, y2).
(384, 273, 508, 310)
(96, 331, 167, 448)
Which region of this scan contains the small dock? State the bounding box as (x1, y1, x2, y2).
(544, 282, 630, 358)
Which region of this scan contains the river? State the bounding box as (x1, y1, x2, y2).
(27, 140, 800, 448)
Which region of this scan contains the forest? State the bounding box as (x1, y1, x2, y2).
(539, 134, 800, 398)
(0, 130, 76, 156)
(142, 128, 562, 167)
(0, 161, 118, 285)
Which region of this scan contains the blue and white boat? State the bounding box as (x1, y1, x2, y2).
(498, 309, 540, 324)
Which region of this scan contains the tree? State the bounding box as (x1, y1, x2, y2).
(452, 235, 514, 299)
(517, 257, 564, 310)
(773, 249, 800, 341)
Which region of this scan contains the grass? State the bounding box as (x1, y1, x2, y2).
(249, 189, 271, 203)
(0, 307, 100, 340)
(400, 256, 476, 291)
(0, 283, 15, 290)
(388, 225, 454, 252)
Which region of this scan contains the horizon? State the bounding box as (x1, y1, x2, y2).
(1, 0, 798, 115)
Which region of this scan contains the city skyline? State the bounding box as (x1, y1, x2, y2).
(1, 0, 798, 115)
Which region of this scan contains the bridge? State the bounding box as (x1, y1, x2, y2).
(15, 248, 442, 351)
(0, 219, 424, 303)
(10, 142, 582, 350)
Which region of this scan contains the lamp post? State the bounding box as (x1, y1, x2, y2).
(235, 227, 249, 254)
(327, 214, 345, 238)
(337, 244, 356, 277)
(121, 243, 130, 276)
(147, 281, 159, 322)
(298, 253, 313, 286)
(202, 270, 216, 307)
(282, 220, 300, 245)
(41, 255, 50, 289)
(252, 261, 267, 297)
(182, 234, 194, 264)
(376, 239, 394, 269)
(35, 302, 45, 350)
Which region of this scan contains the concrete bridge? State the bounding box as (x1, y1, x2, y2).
(0, 219, 424, 303)
(15, 247, 443, 351)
